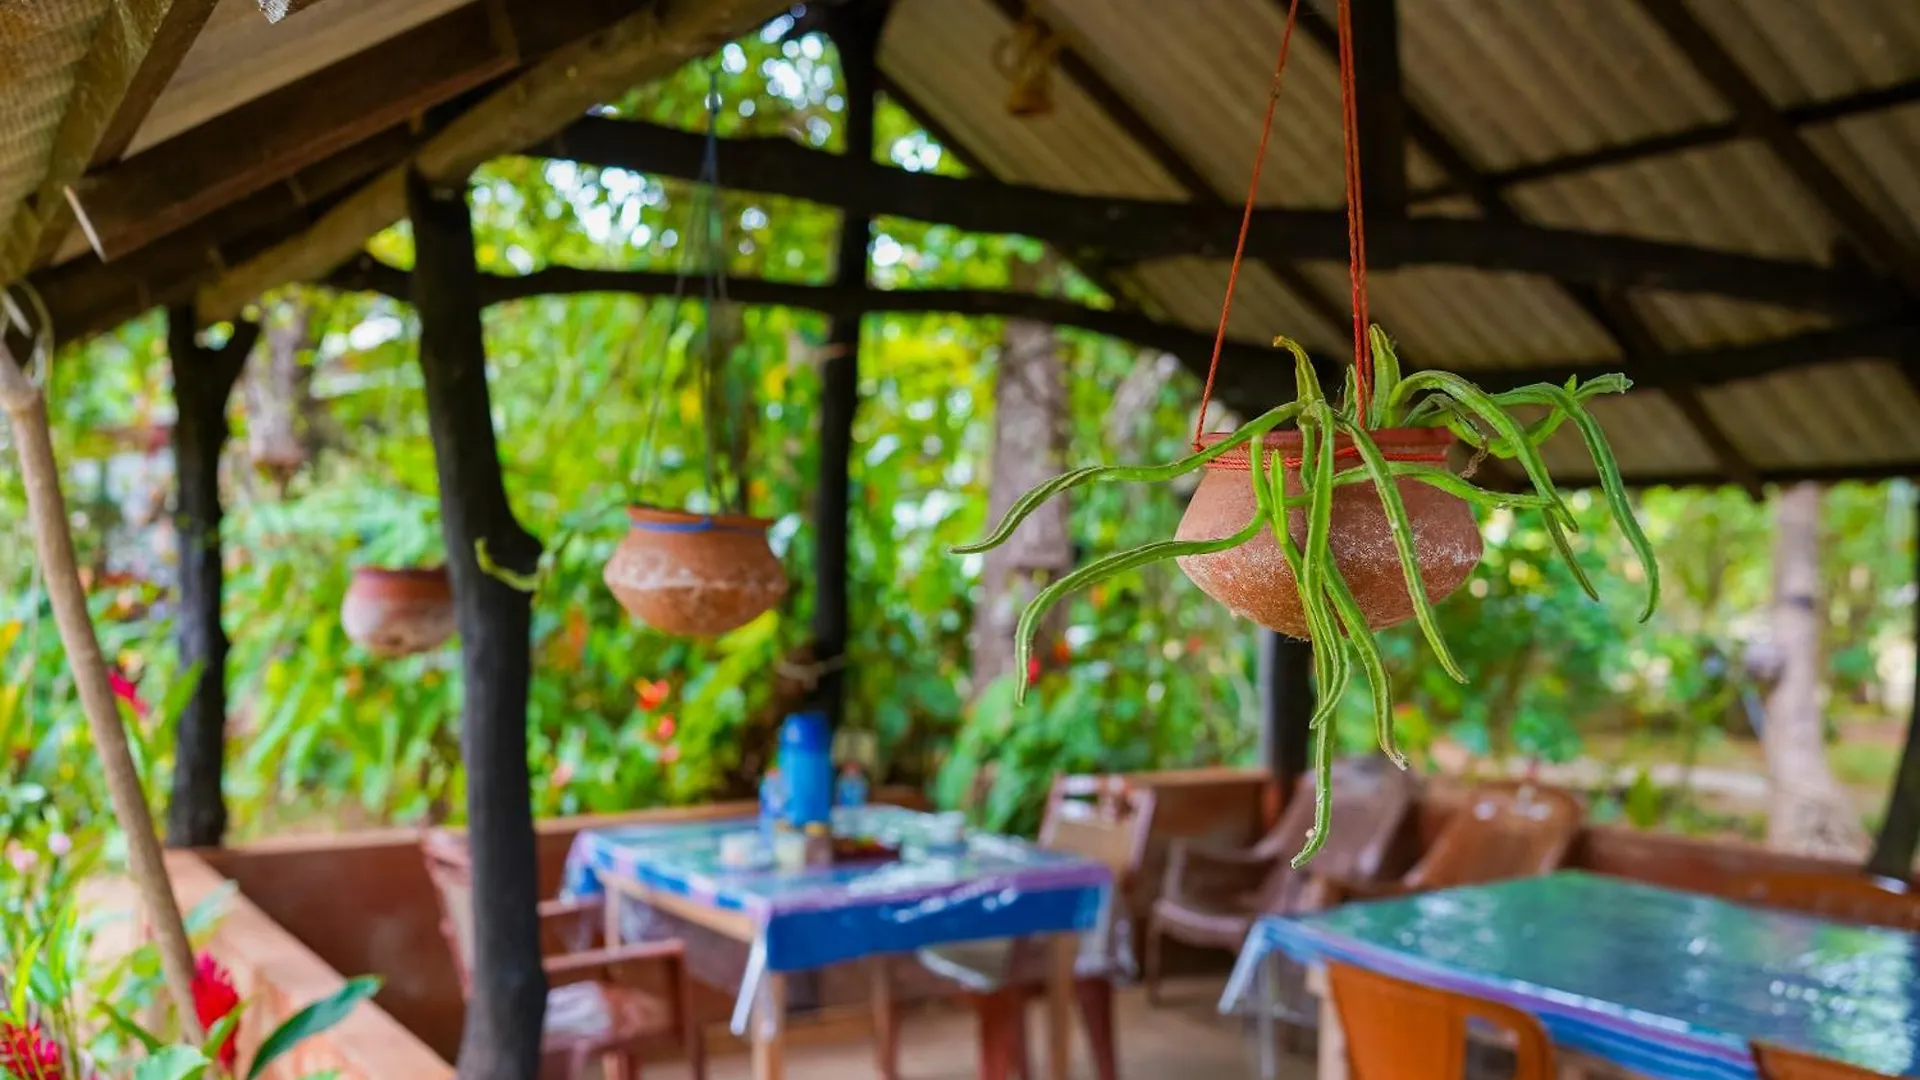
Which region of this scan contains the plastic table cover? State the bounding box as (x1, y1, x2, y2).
(564, 805, 1112, 1032)
(1221, 870, 1920, 1080)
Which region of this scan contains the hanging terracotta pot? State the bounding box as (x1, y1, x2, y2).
(341, 566, 456, 656)
(1174, 427, 1481, 638)
(604, 506, 788, 637)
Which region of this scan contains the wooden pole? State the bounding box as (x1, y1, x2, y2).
(164, 308, 258, 847)
(811, 0, 889, 729)
(0, 321, 203, 1038)
(1869, 496, 1920, 879)
(1257, 631, 1314, 799)
(407, 169, 546, 1079)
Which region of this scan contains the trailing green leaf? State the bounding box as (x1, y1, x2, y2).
(247, 976, 383, 1080)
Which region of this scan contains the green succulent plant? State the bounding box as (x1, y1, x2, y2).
(957, 326, 1659, 863)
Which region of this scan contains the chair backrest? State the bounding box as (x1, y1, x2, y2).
(1729, 871, 1920, 931)
(1252, 757, 1418, 911)
(419, 828, 477, 997)
(1405, 782, 1581, 892)
(1329, 962, 1555, 1080)
(1752, 1043, 1888, 1080)
(1038, 775, 1156, 885)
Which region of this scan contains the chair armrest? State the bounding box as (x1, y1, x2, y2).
(542, 939, 686, 986)
(1161, 839, 1278, 907)
(539, 896, 604, 921)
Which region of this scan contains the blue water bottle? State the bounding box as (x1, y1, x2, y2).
(835, 763, 869, 808)
(780, 710, 834, 829)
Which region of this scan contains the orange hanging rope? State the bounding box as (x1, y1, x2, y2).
(1191, 0, 1303, 448)
(1336, 0, 1374, 417)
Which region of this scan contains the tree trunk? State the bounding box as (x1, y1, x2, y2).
(972, 298, 1072, 692)
(408, 169, 546, 1080)
(165, 309, 258, 847)
(241, 297, 317, 481)
(1762, 482, 1868, 858)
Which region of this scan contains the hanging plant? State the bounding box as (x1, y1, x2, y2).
(340, 566, 455, 656)
(957, 0, 1661, 864)
(602, 65, 788, 637)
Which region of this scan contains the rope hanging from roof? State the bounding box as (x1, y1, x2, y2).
(1192, 0, 1388, 446)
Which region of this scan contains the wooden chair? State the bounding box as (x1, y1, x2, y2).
(1327, 962, 1555, 1079)
(420, 829, 706, 1080)
(916, 775, 1157, 1080)
(1753, 1042, 1893, 1079)
(1321, 781, 1582, 904)
(1728, 870, 1920, 931)
(1143, 756, 1416, 1004)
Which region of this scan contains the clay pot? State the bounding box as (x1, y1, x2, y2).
(1174, 428, 1481, 638)
(341, 567, 455, 657)
(603, 506, 788, 637)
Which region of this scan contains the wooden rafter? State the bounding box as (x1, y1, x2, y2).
(1291, 2, 1764, 498)
(64, 0, 671, 264)
(193, 0, 796, 324)
(89, 0, 224, 168)
(324, 253, 1920, 405)
(983, 0, 1352, 342)
(1636, 0, 1920, 302)
(543, 116, 1897, 315)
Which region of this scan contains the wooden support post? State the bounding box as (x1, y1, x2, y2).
(1351, 0, 1408, 221)
(811, 0, 889, 729)
(164, 308, 258, 847)
(407, 168, 546, 1080)
(1258, 631, 1314, 798)
(1869, 498, 1920, 879)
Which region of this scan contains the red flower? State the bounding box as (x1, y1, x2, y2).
(1050, 640, 1072, 666)
(655, 714, 677, 741)
(192, 952, 241, 1070)
(108, 669, 148, 718)
(1026, 657, 1042, 684)
(634, 679, 670, 711)
(0, 1021, 63, 1080)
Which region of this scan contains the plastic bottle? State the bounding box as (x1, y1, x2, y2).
(759, 766, 787, 842)
(835, 762, 870, 808)
(779, 710, 834, 829)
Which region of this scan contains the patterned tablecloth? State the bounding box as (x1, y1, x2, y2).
(1222, 870, 1920, 1079)
(565, 805, 1111, 1031)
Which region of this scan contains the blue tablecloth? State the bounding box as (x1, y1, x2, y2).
(1222, 871, 1920, 1079)
(564, 805, 1111, 973)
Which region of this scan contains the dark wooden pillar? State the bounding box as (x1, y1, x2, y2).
(164, 309, 257, 847)
(407, 168, 546, 1079)
(1258, 630, 1315, 797)
(811, 0, 889, 728)
(1869, 498, 1920, 879)
(1352, 0, 1408, 221)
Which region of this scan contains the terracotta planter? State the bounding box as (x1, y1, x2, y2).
(603, 506, 788, 637)
(341, 567, 456, 657)
(1174, 428, 1481, 637)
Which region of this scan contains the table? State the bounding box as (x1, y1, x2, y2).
(1221, 871, 1920, 1080)
(564, 805, 1112, 1080)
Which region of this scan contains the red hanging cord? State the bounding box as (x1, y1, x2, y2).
(1191, 0, 1303, 448)
(1336, 0, 1374, 418)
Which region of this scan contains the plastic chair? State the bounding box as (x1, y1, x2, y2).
(421, 829, 706, 1080)
(1753, 1042, 1892, 1079)
(1321, 781, 1582, 904)
(917, 776, 1156, 1080)
(1327, 962, 1555, 1079)
(1729, 870, 1920, 931)
(1143, 756, 1415, 1003)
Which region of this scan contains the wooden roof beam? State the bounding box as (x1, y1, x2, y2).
(1434, 76, 1920, 200)
(193, 0, 796, 324)
(1635, 0, 1920, 300)
(1292, 1, 1763, 497)
(984, 0, 1352, 343)
(65, 0, 658, 264)
(542, 117, 1900, 315)
(326, 252, 1920, 402)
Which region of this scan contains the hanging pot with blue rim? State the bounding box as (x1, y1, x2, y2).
(603, 506, 788, 636)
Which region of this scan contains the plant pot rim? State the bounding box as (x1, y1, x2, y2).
(1197, 425, 1456, 471)
(626, 504, 774, 534)
(350, 565, 449, 583)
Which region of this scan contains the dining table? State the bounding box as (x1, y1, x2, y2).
(1221, 870, 1920, 1080)
(563, 804, 1113, 1080)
